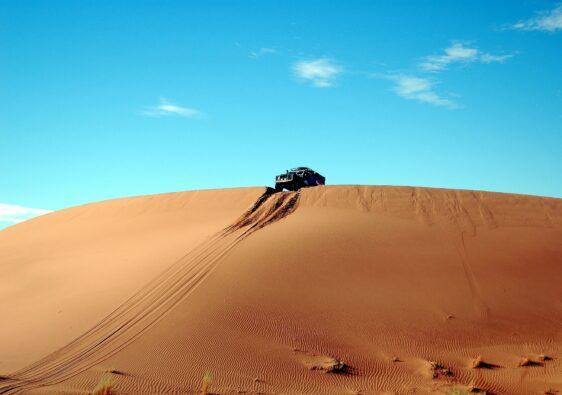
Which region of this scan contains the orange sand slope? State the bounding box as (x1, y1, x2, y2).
(1, 185, 561, 394)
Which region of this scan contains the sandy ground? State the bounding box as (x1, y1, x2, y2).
(1, 185, 561, 394)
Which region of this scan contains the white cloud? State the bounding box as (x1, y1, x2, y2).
(143, 98, 202, 118)
(249, 47, 277, 59)
(0, 203, 51, 225)
(379, 42, 512, 109)
(292, 58, 343, 88)
(385, 75, 458, 109)
(512, 4, 562, 32)
(420, 43, 514, 71)
(480, 53, 514, 63)
(420, 43, 479, 71)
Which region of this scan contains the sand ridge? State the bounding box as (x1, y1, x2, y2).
(1, 185, 561, 394)
(0, 188, 299, 394)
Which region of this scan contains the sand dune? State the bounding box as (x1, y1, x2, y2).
(1, 185, 561, 394)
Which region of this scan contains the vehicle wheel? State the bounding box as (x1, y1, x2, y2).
(275, 183, 283, 192)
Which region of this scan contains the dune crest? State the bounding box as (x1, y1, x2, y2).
(1, 185, 561, 394)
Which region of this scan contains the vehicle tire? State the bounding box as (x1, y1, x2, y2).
(275, 183, 283, 192)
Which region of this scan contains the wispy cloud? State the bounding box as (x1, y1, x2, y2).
(249, 47, 277, 59)
(379, 41, 512, 109)
(0, 203, 51, 225)
(419, 42, 513, 72)
(292, 58, 343, 88)
(419, 43, 478, 72)
(512, 4, 562, 32)
(480, 53, 514, 63)
(382, 75, 458, 109)
(143, 98, 203, 118)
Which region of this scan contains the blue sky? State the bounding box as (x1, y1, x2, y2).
(1, 1, 561, 227)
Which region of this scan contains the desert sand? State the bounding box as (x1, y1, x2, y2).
(1, 185, 561, 394)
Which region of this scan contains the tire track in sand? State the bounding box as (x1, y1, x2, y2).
(0, 188, 299, 394)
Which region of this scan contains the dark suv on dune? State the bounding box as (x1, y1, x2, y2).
(275, 167, 326, 192)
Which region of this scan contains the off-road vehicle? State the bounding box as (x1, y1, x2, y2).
(275, 167, 325, 192)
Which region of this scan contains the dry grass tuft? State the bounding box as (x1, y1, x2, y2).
(517, 356, 544, 367)
(471, 356, 483, 369)
(428, 361, 452, 379)
(518, 357, 532, 367)
(92, 376, 114, 395)
(308, 357, 350, 374)
(449, 382, 486, 395)
(104, 368, 126, 376)
(538, 354, 552, 362)
(325, 359, 347, 373)
(200, 371, 212, 395)
(469, 355, 499, 370)
(467, 382, 486, 394)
